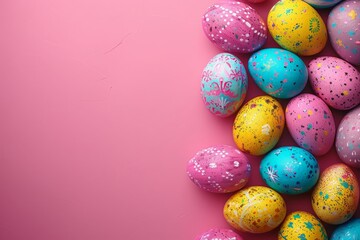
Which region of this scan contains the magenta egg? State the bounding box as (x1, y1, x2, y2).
(195, 229, 243, 240)
(186, 145, 251, 193)
(202, 1, 267, 53)
(336, 106, 360, 168)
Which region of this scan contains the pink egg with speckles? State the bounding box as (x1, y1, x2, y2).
(336, 106, 360, 168)
(286, 93, 336, 156)
(195, 229, 243, 240)
(202, 1, 267, 53)
(186, 145, 251, 193)
(309, 56, 360, 110)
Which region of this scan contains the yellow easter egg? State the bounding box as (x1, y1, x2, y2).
(233, 95, 284, 156)
(224, 186, 287, 233)
(311, 163, 359, 224)
(278, 211, 328, 240)
(268, 0, 327, 56)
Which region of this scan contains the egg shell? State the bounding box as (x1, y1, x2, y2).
(336, 106, 360, 168)
(195, 229, 243, 240)
(308, 56, 360, 110)
(268, 0, 327, 56)
(331, 218, 360, 240)
(233, 96, 285, 156)
(224, 186, 286, 233)
(303, 0, 343, 8)
(311, 163, 360, 225)
(278, 211, 328, 240)
(286, 93, 336, 156)
(328, 0, 360, 66)
(202, 1, 267, 53)
(260, 146, 319, 194)
(248, 48, 308, 99)
(201, 53, 248, 117)
(187, 145, 251, 193)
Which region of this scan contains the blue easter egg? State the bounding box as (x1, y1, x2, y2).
(331, 218, 360, 240)
(248, 48, 308, 99)
(260, 146, 319, 194)
(304, 0, 343, 8)
(201, 53, 248, 117)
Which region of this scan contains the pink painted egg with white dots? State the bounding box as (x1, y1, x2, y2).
(336, 106, 360, 168)
(286, 93, 336, 156)
(309, 56, 360, 110)
(186, 145, 251, 193)
(195, 228, 243, 240)
(202, 1, 267, 53)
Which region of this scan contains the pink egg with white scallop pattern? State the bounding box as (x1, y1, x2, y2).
(202, 1, 267, 53)
(195, 228, 243, 240)
(186, 145, 251, 193)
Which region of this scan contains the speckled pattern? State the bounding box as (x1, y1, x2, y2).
(260, 146, 319, 194)
(336, 106, 360, 168)
(304, 0, 342, 8)
(312, 163, 360, 225)
(248, 48, 308, 99)
(286, 93, 336, 156)
(187, 145, 251, 193)
(328, 0, 360, 66)
(308, 56, 360, 110)
(201, 53, 248, 117)
(202, 1, 267, 53)
(233, 96, 284, 156)
(331, 218, 360, 240)
(195, 228, 243, 240)
(268, 0, 327, 56)
(223, 186, 286, 233)
(278, 211, 328, 240)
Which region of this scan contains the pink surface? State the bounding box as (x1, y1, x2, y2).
(0, 0, 359, 239)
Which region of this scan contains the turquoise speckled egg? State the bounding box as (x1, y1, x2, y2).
(304, 0, 343, 8)
(260, 146, 320, 194)
(248, 48, 308, 99)
(331, 218, 360, 240)
(201, 53, 248, 117)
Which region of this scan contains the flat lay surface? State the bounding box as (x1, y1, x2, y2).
(0, 0, 359, 239)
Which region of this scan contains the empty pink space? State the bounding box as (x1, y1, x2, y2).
(0, 0, 359, 239)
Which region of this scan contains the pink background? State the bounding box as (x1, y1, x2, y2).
(0, 0, 359, 239)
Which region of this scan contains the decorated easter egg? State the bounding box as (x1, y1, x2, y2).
(202, 1, 267, 53)
(248, 48, 308, 98)
(331, 218, 360, 240)
(245, 0, 267, 3)
(336, 106, 360, 168)
(186, 145, 251, 193)
(308, 56, 360, 110)
(304, 0, 343, 8)
(268, 0, 327, 56)
(328, 0, 360, 66)
(260, 146, 319, 194)
(195, 229, 243, 240)
(286, 93, 336, 156)
(312, 163, 359, 225)
(233, 96, 285, 156)
(224, 186, 286, 233)
(278, 211, 328, 240)
(201, 53, 248, 117)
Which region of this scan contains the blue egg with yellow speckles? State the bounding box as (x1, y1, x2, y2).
(260, 146, 319, 194)
(331, 218, 360, 240)
(248, 48, 308, 99)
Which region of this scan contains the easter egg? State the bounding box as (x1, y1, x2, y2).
(202, 1, 267, 53)
(328, 0, 360, 66)
(224, 186, 286, 233)
(336, 106, 360, 168)
(278, 211, 328, 240)
(331, 218, 360, 240)
(195, 229, 243, 240)
(303, 0, 343, 8)
(308, 56, 360, 110)
(201, 53, 248, 117)
(248, 48, 308, 98)
(268, 0, 327, 56)
(286, 93, 336, 156)
(260, 146, 319, 194)
(233, 96, 285, 156)
(186, 145, 251, 193)
(312, 163, 359, 225)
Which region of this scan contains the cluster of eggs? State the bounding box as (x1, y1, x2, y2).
(187, 0, 360, 239)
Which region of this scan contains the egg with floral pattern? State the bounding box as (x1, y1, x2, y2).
(201, 53, 248, 117)
(195, 229, 243, 240)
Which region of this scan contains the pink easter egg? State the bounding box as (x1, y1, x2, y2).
(195, 229, 243, 240)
